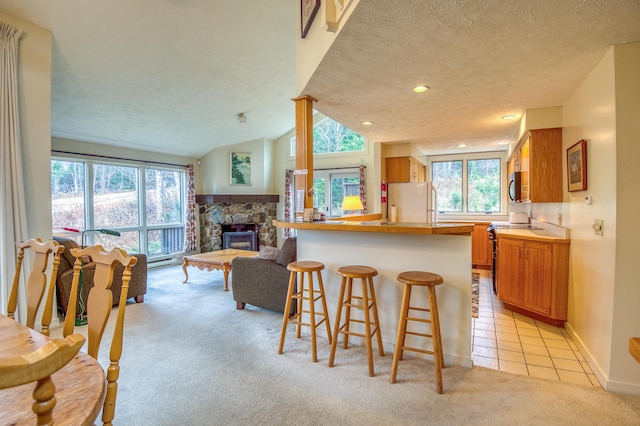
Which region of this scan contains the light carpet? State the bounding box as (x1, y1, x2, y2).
(51, 265, 640, 425)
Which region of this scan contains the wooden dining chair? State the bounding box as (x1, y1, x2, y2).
(0, 333, 86, 425)
(62, 245, 137, 426)
(7, 238, 65, 336)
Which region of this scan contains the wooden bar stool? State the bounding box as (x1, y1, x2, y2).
(390, 271, 445, 394)
(278, 261, 332, 362)
(329, 265, 384, 377)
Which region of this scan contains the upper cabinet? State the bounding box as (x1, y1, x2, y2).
(386, 156, 425, 183)
(509, 128, 563, 203)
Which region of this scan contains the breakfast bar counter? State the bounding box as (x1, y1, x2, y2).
(274, 218, 474, 368)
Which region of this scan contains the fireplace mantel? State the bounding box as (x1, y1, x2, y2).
(196, 194, 279, 204)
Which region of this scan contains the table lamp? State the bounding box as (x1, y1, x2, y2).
(341, 195, 364, 215)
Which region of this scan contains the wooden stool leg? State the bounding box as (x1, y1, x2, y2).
(316, 270, 332, 344)
(329, 276, 347, 367)
(390, 284, 412, 383)
(360, 277, 375, 377)
(278, 271, 297, 354)
(297, 271, 306, 339)
(306, 271, 319, 362)
(343, 278, 353, 349)
(368, 276, 384, 356)
(429, 286, 444, 394)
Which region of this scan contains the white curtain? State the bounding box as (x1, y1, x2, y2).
(0, 21, 28, 321)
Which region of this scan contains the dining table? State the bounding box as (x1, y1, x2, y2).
(0, 314, 106, 426)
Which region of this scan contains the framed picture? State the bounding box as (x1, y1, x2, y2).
(301, 0, 320, 39)
(567, 139, 587, 192)
(230, 152, 252, 186)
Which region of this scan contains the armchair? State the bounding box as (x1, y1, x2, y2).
(231, 237, 297, 314)
(53, 236, 147, 316)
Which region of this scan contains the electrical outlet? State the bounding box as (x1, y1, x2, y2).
(593, 219, 604, 236)
(557, 213, 563, 226)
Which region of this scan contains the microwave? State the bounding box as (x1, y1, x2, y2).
(509, 171, 523, 202)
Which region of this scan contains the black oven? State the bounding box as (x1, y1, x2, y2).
(487, 224, 498, 294)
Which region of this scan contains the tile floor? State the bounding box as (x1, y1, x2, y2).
(472, 269, 601, 387)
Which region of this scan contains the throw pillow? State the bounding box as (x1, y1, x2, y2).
(258, 245, 280, 260)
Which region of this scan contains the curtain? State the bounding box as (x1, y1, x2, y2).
(359, 165, 367, 212)
(0, 22, 28, 320)
(184, 164, 197, 252)
(283, 169, 294, 239)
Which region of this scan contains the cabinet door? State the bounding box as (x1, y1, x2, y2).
(522, 242, 553, 315)
(386, 157, 410, 182)
(472, 224, 491, 267)
(497, 238, 524, 306)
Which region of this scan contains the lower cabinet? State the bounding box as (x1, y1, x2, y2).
(496, 236, 569, 325)
(471, 223, 492, 268)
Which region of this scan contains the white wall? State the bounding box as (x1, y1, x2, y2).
(533, 43, 640, 394)
(609, 42, 640, 391)
(1, 12, 52, 240)
(199, 138, 276, 194)
(296, 0, 361, 94)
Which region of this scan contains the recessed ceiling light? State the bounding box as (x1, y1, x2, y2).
(362, 121, 373, 126)
(497, 141, 508, 145)
(413, 85, 429, 93)
(457, 143, 467, 148)
(501, 114, 516, 120)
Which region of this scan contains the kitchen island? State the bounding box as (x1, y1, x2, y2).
(273, 219, 474, 368)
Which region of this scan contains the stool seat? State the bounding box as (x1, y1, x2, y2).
(329, 265, 384, 377)
(397, 271, 443, 287)
(391, 270, 445, 393)
(287, 261, 325, 272)
(337, 265, 377, 279)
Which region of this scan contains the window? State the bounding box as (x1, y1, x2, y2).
(51, 157, 186, 257)
(313, 169, 360, 218)
(290, 117, 365, 156)
(429, 152, 504, 215)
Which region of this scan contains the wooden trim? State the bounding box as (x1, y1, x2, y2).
(195, 194, 279, 204)
(273, 219, 473, 235)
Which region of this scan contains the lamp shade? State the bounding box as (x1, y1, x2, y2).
(341, 195, 364, 212)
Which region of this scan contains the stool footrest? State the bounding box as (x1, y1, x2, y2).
(401, 346, 436, 356)
(405, 330, 433, 339)
(406, 316, 433, 324)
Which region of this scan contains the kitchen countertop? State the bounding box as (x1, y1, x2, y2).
(273, 219, 474, 235)
(495, 228, 570, 243)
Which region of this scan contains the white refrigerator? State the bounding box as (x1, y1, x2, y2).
(387, 182, 437, 223)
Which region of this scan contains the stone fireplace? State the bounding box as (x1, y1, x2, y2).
(196, 194, 279, 252)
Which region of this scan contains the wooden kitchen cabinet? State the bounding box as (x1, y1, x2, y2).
(509, 128, 563, 203)
(496, 236, 569, 326)
(472, 222, 492, 268)
(386, 156, 425, 183)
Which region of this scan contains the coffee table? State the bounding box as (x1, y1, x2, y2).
(182, 249, 259, 291)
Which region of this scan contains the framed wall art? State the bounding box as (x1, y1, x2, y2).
(301, 0, 320, 39)
(567, 139, 587, 192)
(230, 152, 252, 186)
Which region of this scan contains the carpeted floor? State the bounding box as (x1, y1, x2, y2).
(51, 265, 640, 425)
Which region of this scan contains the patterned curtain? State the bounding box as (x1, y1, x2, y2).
(0, 22, 28, 320)
(184, 164, 197, 252)
(283, 169, 294, 239)
(359, 165, 367, 212)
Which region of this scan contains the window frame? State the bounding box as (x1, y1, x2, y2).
(289, 116, 368, 158)
(427, 151, 507, 217)
(51, 155, 187, 259)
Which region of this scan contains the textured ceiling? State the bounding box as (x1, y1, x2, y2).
(1, 0, 639, 158)
(305, 0, 640, 155)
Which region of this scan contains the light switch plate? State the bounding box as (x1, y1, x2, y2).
(593, 219, 604, 236)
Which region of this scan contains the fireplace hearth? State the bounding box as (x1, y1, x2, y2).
(196, 194, 279, 252)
